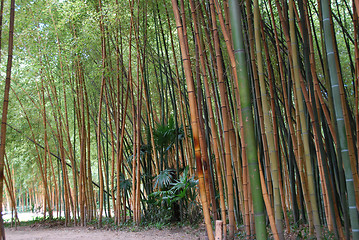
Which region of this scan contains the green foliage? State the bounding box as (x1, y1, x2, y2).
(143, 167, 201, 225)
(119, 172, 131, 192)
(153, 169, 174, 189)
(153, 116, 184, 153)
(288, 224, 335, 240)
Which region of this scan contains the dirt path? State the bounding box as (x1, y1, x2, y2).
(6, 225, 206, 240)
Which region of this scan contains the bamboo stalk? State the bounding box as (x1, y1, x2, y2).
(171, 1, 214, 239)
(321, 0, 359, 238)
(228, 0, 267, 238)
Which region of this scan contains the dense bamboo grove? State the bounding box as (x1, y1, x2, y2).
(0, 0, 358, 239)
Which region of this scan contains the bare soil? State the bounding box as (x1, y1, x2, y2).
(5, 223, 207, 240)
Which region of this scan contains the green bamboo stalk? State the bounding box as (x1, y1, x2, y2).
(321, 0, 359, 238)
(252, 0, 285, 238)
(228, 0, 267, 239)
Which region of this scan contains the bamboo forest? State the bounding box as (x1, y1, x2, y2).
(0, 0, 359, 239)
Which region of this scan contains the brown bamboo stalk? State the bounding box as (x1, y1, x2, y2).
(38, 81, 53, 219)
(210, 1, 236, 237)
(116, 82, 130, 224)
(206, 1, 228, 234)
(0, 1, 15, 237)
(190, 0, 218, 221)
(258, 152, 280, 240)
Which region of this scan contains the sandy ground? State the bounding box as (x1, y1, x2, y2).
(5, 225, 207, 240)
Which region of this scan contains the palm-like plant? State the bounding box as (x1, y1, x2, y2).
(153, 169, 175, 190)
(169, 167, 198, 207)
(145, 167, 199, 224)
(153, 116, 184, 151)
(153, 116, 184, 171)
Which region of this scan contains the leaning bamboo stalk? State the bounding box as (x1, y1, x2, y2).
(85, 85, 96, 221)
(270, 0, 316, 229)
(269, 0, 301, 178)
(48, 142, 59, 219)
(114, 0, 122, 224)
(142, 67, 159, 176)
(0, 1, 15, 237)
(134, 23, 146, 222)
(75, 61, 88, 226)
(11, 85, 54, 221)
(327, 2, 359, 209)
(134, 69, 142, 224)
(194, 69, 213, 215)
(50, 9, 84, 222)
(104, 85, 116, 219)
(61, 82, 79, 224)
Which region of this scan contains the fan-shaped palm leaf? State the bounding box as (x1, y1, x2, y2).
(154, 169, 175, 189)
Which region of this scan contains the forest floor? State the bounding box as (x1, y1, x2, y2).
(6, 225, 207, 240)
(3, 211, 207, 239)
(4, 212, 334, 239)
(4, 215, 207, 240)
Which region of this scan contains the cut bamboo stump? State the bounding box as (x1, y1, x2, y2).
(215, 220, 223, 240)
